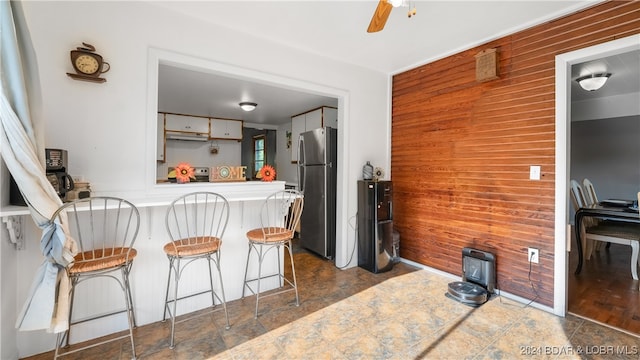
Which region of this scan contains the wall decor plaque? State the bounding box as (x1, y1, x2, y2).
(475, 48, 499, 82)
(209, 166, 247, 182)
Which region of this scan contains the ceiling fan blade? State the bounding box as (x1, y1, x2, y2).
(367, 0, 393, 33)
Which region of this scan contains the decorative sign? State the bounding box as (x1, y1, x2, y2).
(209, 166, 247, 182)
(475, 48, 499, 82)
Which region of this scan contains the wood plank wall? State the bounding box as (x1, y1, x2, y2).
(391, 1, 640, 307)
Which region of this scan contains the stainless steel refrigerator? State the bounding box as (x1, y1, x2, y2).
(297, 127, 337, 259)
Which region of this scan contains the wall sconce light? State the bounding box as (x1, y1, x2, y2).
(576, 73, 611, 91)
(239, 102, 257, 112)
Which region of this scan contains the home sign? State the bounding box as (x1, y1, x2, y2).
(209, 166, 247, 182)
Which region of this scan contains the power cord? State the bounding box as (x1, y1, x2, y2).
(524, 250, 540, 306)
(336, 213, 358, 269)
(496, 251, 540, 308)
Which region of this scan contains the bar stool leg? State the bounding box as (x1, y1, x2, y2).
(242, 244, 253, 299)
(254, 245, 264, 319)
(207, 257, 216, 307)
(123, 263, 137, 328)
(169, 257, 181, 349)
(213, 251, 231, 329)
(64, 278, 79, 348)
(286, 240, 300, 306)
(120, 267, 137, 358)
(162, 258, 174, 322)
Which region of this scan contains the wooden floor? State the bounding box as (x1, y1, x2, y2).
(568, 237, 640, 334)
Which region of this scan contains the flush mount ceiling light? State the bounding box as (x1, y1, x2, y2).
(239, 102, 257, 112)
(576, 72, 612, 91)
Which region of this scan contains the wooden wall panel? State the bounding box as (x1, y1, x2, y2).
(391, 1, 640, 307)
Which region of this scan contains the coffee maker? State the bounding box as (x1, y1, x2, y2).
(10, 148, 75, 205)
(45, 148, 74, 200)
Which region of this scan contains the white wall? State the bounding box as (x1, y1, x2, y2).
(0, 230, 18, 360)
(571, 115, 640, 200)
(4, 1, 390, 357)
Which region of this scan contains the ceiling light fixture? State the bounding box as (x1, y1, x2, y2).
(239, 102, 257, 112)
(576, 72, 611, 91)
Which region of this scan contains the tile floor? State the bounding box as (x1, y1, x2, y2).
(24, 244, 640, 359)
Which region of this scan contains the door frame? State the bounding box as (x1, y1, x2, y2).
(553, 34, 640, 316)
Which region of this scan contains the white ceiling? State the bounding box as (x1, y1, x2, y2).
(152, 0, 638, 126)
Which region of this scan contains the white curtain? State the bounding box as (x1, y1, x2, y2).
(0, 0, 76, 333)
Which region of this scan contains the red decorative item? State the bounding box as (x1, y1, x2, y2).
(175, 162, 195, 183)
(260, 165, 276, 182)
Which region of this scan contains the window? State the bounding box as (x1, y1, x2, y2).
(253, 135, 265, 178)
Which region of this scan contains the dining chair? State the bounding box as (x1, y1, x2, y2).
(570, 179, 597, 258)
(242, 189, 304, 318)
(570, 180, 640, 279)
(582, 178, 599, 206)
(52, 197, 139, 360)
(162, 192, 231, 349)
(582, 178, 607, 252)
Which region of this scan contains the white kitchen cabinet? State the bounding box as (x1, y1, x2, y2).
(157, 113, 165, 162)
(164, 113, 209, 135)
(304, 108, 323, 130)
(210, 118, 243, 140)
(322, 107, 338, 128)
(290, 106, 337, 162)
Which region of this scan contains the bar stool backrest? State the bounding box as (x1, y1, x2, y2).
(52, 196, 140, 263)
(258, 189, 303, 241)
(165, 192, 230, 252)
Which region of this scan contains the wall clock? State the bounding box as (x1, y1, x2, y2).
(66, 42, 110, 83)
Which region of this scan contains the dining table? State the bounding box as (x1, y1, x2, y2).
(574, 199, 640, 275)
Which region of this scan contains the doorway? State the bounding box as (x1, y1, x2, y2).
(554, 34, 640, 319)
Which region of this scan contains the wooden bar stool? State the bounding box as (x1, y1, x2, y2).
(242, 189, 304, 318)
(162, 191, 231, 349)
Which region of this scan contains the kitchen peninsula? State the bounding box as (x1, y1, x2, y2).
(1, 179, 287, 347)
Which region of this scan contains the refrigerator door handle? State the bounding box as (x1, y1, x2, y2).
(298, 165, 306, 192)
(298, 136, 305, 192)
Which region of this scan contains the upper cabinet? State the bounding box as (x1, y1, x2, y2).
(322, 107, 338, 129)
(165, 114, 210, 135)
(210, 118, 243, 140)
(290, 106, 338, 162)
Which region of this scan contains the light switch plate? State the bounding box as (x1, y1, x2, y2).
(529, 166, 541, 180)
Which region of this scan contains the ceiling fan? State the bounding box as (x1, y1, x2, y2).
(367, 0, 417, 33)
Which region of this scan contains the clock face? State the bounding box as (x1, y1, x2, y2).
(74, 54, 100, 75)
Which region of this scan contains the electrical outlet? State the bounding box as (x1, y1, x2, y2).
(528, 248, 539, 263)
(529, 165, 541, 180)
(72, 175, 84, 182)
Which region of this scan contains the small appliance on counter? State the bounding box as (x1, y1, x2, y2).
(10, 148, 75, 205)
(193, 167, 210, 182)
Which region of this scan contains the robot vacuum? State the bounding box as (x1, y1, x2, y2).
(446, 248, 495, 306)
